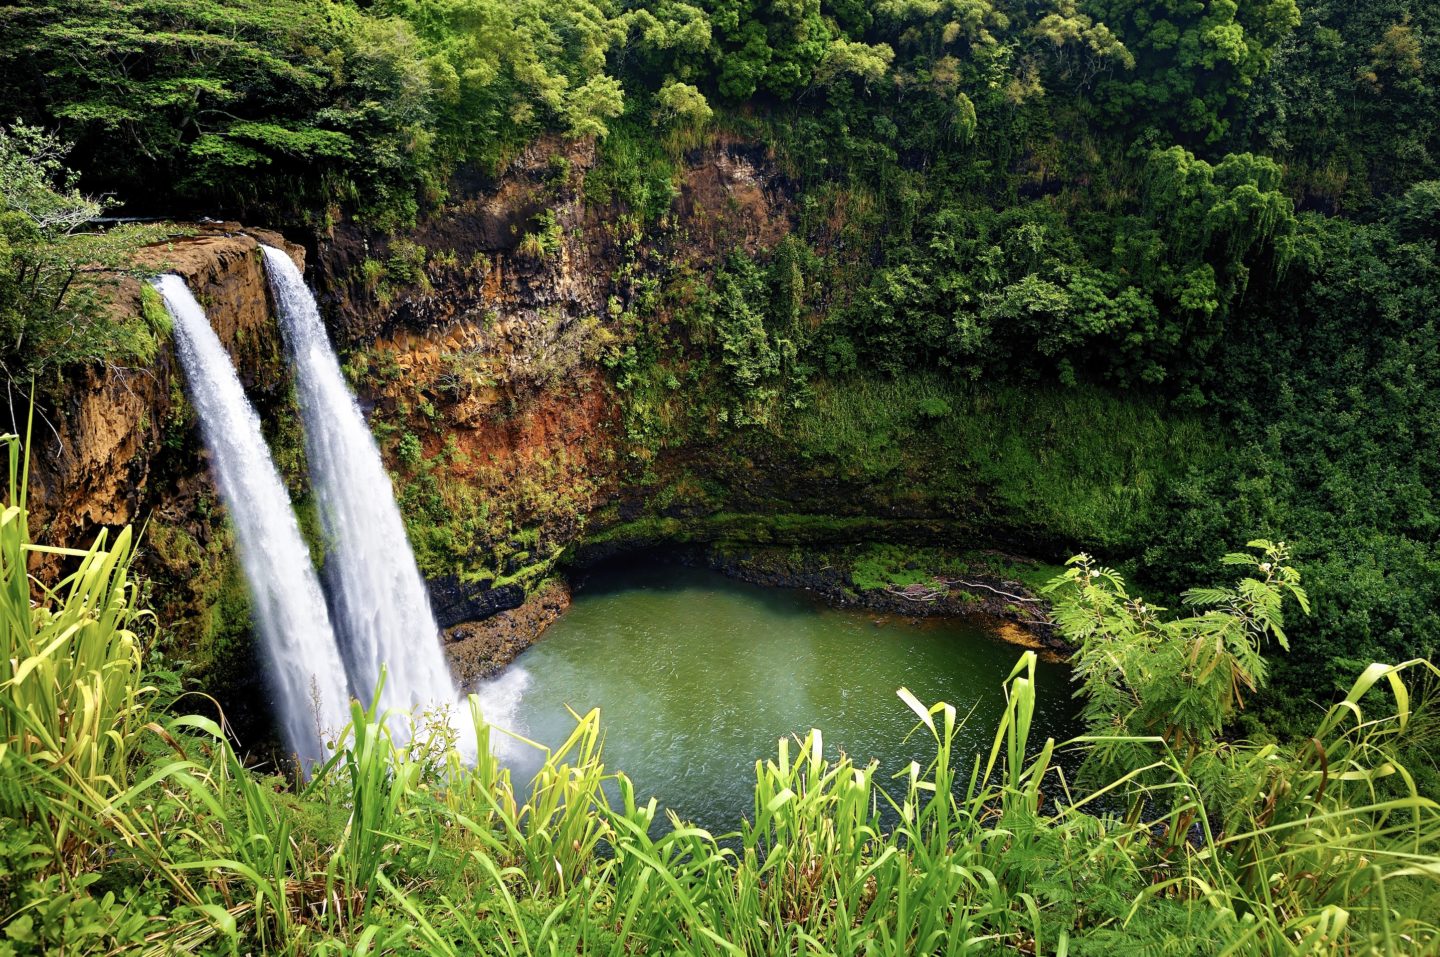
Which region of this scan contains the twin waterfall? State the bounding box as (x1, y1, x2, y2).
(156, 249, 466, 764)
(155, 276, 351, 763)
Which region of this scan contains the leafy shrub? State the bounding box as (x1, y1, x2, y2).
(0, 124, 168, 381)
(516, 209, 563, 260)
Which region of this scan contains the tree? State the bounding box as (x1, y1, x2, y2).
(0, 0, 438, 227)
(706, 0, 833, 100)
(1102, 146, 1296, 383)
(1082, 0, 1300, 142)
(0, 123, 100, 234)
(563, 75, 626, 138)
(0, 124, 164, 384)
(1029, 0, 1134, 91)
(1239, 0, 1439, 210)
(814, 38, 896, 90)
(654, 80, 714, 130)
(618, 1, 713, 87)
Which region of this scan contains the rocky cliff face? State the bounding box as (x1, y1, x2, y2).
(300, 134, 798, 592)
(28, 229, 301, 558)
(316, 134, 792, 347)
(24, 134, 801, 688)
(25, 133, 1054, 719)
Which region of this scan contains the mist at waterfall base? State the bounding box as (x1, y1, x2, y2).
(155, 275, 351, 765)
(481, 562, 1078, 834)
(261, 247, 464, 746)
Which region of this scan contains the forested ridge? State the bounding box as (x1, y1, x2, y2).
(9, 0, 1423, 714)
(2, 0, 1440, 952)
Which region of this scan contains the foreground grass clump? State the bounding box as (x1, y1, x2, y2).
(2, 431, 1439, 954)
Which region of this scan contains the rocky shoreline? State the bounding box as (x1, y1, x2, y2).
(687, 544, 1068, 655)
(443, 578, 571, 685)
(439, 542, 1068, 684)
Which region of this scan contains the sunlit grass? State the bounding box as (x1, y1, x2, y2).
(788, 375, 1217, 547)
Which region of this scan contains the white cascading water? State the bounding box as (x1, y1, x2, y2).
(155, 274, 352, 766)
(260, 246, 465, 739)
(470, 666, 532, 761)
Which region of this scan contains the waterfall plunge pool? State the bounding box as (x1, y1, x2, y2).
(474, 562, 1078, 834)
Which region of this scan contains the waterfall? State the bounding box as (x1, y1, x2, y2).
(259, 247, 463, 736)
(155, 275, 352, 765)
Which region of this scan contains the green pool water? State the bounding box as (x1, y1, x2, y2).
(477, 562, 1077, 833)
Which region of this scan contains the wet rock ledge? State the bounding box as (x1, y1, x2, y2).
(443, 578, 570, 685)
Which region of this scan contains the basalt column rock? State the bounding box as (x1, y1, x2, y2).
(429, 576, 526, 630)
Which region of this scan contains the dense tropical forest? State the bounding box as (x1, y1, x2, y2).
(2, 0, 1440, 952)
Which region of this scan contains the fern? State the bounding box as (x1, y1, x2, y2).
(1048, 543, 1310, 800)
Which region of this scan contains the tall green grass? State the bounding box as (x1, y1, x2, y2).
(2, 430, 1438, 954)
(0, 428, 152, 859)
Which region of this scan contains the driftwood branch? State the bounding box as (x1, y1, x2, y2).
(884, 577, 1054, 624)
(935, 578, 1047, 606)
(885, 583, 949, 603)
